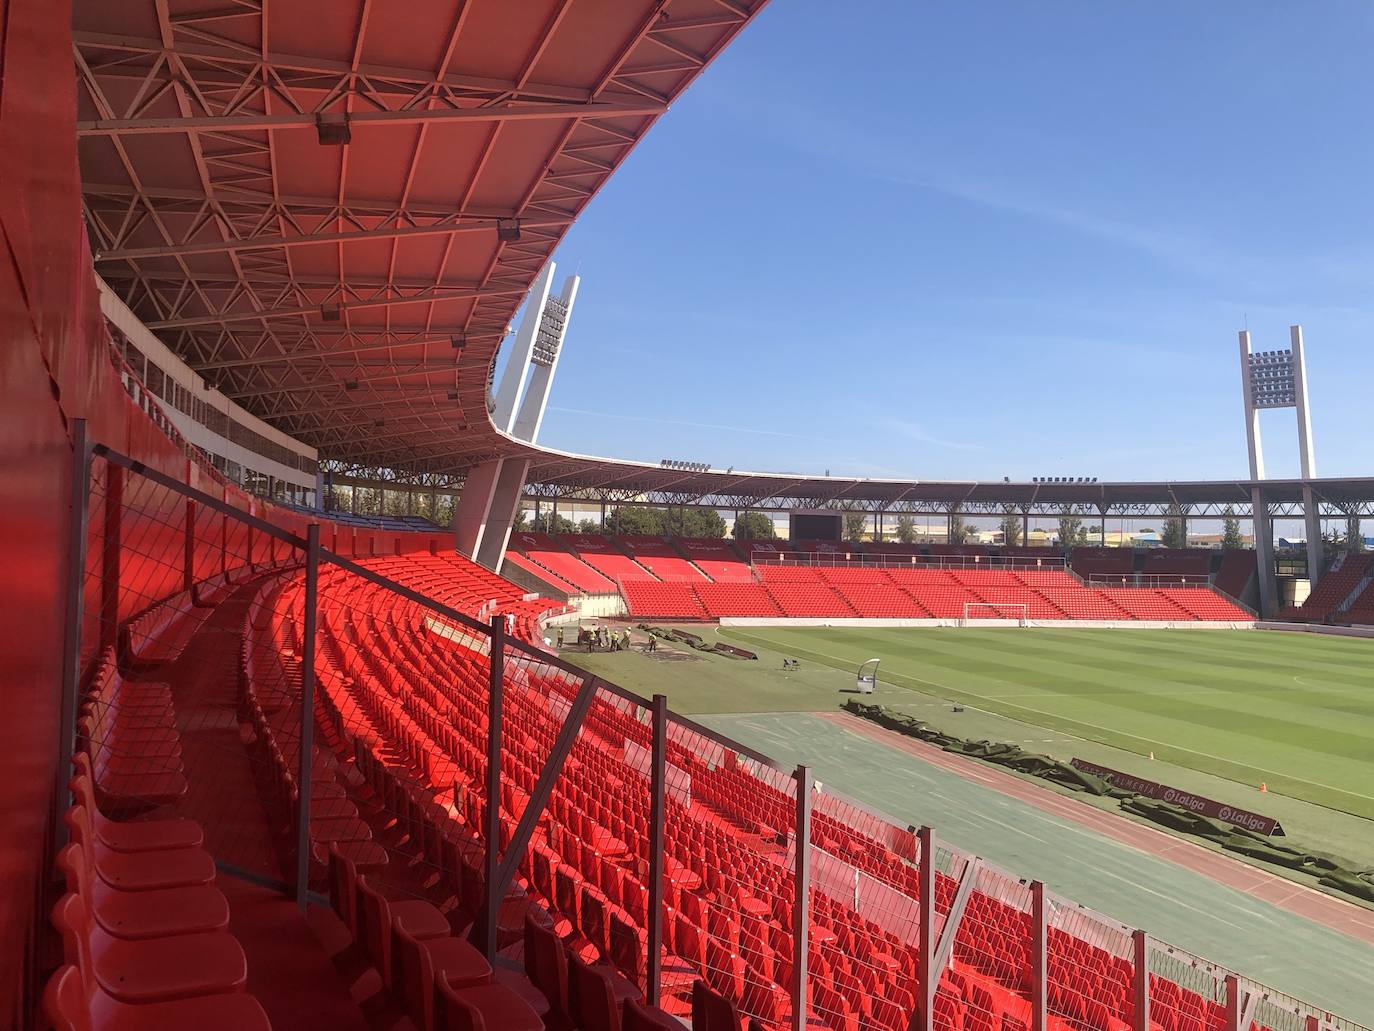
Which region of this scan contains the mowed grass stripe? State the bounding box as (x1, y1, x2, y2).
(973, 626, 1374, 680)
(892, 632, 1374, 753)
(718, 627, 1374, 818)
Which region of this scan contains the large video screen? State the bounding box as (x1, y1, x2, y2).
(791, 512, 842, 541)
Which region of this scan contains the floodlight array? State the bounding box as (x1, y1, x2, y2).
(661, 459, 710, 472)
(1246, 349, 1297, 408)
(533, 297, 568, 367)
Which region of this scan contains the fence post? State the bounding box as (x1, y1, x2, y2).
(1030, 881, 1047, 1031)
(791, 765, 812, 1031)
(918, 826, 936, 1031)
(221, 487, 229, 576)
(1132, 930, 1150, 1031)
(479, 613, 506, 964)
(184, 497, 196, 591)
(293, 523, 320, 908)
(646, 694, 667, 1005)
(54, 419, 91, 852)
(1225, 975, 1240, 1031)
(99, 459, 123, 658)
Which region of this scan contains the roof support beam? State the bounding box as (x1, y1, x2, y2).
(146, 283, 528, 330)
(226, 367, 455, 401)
(73, 30, 631, 107)
(77, 99, 667, 137)
(193, 332, 479, 371)
(95, 210, 573, 261)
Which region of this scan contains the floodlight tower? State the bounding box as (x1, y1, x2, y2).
(453, 262, 580, 570)
(1238, 326, 1319, 615)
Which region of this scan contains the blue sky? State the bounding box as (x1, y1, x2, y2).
(508, 2, 1374, 483)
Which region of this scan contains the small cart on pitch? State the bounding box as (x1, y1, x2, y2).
(855, 658, 881, 694)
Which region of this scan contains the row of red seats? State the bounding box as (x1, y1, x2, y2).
(623, 564, 1250, 622)
(45, 760, 271, 1028)
(239, 552, 1274, 1031)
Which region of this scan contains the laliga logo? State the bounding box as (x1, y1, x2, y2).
(1162, 788, 1206, 812)
(1218, 806, 1267, 831)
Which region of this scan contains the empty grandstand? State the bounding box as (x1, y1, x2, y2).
(3, 3, 1373, 1031)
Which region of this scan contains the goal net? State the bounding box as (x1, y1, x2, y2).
(961, 602, 1028, 627)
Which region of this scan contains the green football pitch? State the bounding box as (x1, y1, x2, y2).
(715, 626, 1374, 819)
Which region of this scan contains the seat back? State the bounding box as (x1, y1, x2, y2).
(524, 910, 569, 1018)
(42, 965, 93, 1031)
(56, 843, 92, 900)
(434, 977, 485, 1031)
(568, 954, 620, 1031)
(70, 755, 101, 816)
(327, 843, 359, 935)
(624, 998, 682, 1031)
(390, 921, 437, 1031)
(50, 894, 95, 979)
(608, 909, 645, 984)
(355, 876, 395, 982)
(692, 980, 744, 1031)
(63, 806, 96, 857)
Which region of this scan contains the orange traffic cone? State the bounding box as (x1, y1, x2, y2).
(1259, 782, 1268, 793)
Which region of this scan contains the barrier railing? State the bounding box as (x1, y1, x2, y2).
(756, 552, 1070, 571)
(58, 426, 1367, 1031)
(1087, 572, 1213, 588)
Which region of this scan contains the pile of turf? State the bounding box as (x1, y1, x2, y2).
(844, 700, 1374, 905)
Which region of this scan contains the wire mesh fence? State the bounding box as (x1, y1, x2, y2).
(62, 440, 1371, 1031)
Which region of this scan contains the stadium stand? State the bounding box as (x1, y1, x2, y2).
(1140, 549, 1212, 578)
(619, 537, 712, 582)
(73, 501, 1289, 1031)
(694, 582, 786, 618)
(3, 1, 1356, 1027)
(1278, 552, 1374, 622)
(1068, 547, 1136, 580)
(735, 540, 796, 562)
(508, 532, 620, 595)
(1212, 549, 1257, 602)
(563, 535, 662, 586)
(621, 562, 1251, 622)
(622, 581, 712, 620)
(502, 551, 581, 595)
(676, 539, 755, 582)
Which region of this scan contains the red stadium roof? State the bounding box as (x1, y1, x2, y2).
(77, 0, 769, 469)
(76, 3, 1374, 519)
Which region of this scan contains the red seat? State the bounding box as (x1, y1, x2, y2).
(569, 953, 641, 1031)
(355, 874, 452, 987)
(435, 980, 544, 1031)
(71, 755, 202, 853)
(57, 843, 229, 941)
(43, 964, 270, 1031)
(525, 910, 571, 1021)
(392, 919, 491, 1028)
(623, 997, 684, 1031)
(51, 893, 248, 1005)
(692, 980, 744, 1031)
(66, 807, 216, 892)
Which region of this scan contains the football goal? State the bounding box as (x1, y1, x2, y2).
(961, 602, 1028, 627)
